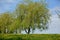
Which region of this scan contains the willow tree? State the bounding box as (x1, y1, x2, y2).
(14, 0, 50, 34)
(0, 12, 14, 34)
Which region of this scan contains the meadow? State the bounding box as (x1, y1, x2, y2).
(0, 34, 60, 40)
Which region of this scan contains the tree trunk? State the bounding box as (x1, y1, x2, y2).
(0, 31, 1, 33)
(25, 27, 30, 34)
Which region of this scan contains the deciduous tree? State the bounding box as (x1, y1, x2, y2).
(14, 0, 50, 34)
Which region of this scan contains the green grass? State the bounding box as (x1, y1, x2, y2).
(0, 34, 60, 40)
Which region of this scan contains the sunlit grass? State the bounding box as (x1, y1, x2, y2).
(0, 34, 60, 40)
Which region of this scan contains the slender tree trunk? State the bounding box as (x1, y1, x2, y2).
(0, 26, 2, 33)
(0, 31, 1, 33)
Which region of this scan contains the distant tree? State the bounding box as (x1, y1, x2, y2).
(55, 10, 60, 18)
(0, 12, 14, 34)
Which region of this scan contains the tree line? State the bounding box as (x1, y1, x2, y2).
(0, 0, 50, 34)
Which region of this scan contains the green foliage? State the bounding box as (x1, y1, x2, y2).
(0, 0, 50, 34)
(0, 13, 14, 33)
(15, 0, 50, 34)
(8, 19, 21, 32)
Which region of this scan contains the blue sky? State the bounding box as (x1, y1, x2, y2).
(0, 0, 22, 13)
(0, 0, 60, 34)
(47, 0, 60, 8)
(0, 0, 60, 13)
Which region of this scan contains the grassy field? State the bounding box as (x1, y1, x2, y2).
(0, 34, 60, 40)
